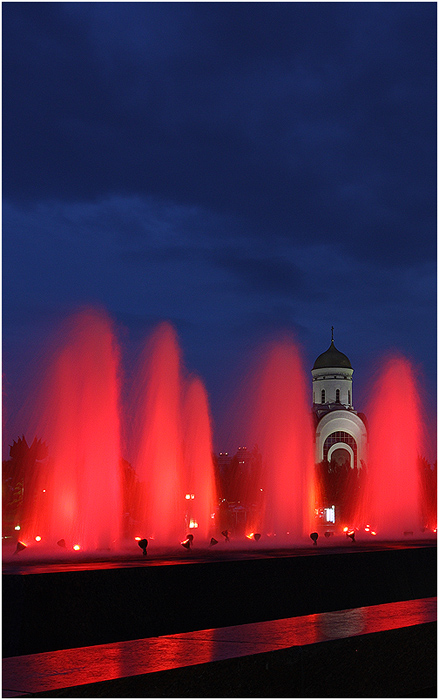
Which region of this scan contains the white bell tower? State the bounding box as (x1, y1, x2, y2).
(312, 329, 367, 470)
(312, 327, 353, 408)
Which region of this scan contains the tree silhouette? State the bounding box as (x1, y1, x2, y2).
(2, 436, 48, 535)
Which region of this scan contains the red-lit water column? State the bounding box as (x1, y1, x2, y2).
(357, 355, 423, 537)
(132, 323, 218, 545)
(182, 377, 217, 541)
(132, 323, 184, 545)
(247, 339, 316, 542)
(22, 308, 123, 551)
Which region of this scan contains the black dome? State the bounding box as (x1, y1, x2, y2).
(312, 340, 352, 370)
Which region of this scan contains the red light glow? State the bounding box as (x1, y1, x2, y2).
(17, 309, 123, 552)
(35, 536, 42, 542)
(245, 339, 315, 542)
(353, 355, 424, 537)
(132, 323, 217, 546)
(73, 544, 81, 551)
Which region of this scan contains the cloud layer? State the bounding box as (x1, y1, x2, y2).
(3, 3, 436, 452)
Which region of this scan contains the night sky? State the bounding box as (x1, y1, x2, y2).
(3, 2, 437, 457)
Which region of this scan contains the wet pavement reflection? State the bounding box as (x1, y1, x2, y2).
(2, 597, 436, 696)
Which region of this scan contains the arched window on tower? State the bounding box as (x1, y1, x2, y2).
(321, 389, 326, 403)
(335, 389, 340, 403)
(348, 390, 351, 405)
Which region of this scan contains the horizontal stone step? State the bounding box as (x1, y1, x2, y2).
(2, 597, 436, 697)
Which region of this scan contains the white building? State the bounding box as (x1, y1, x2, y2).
(312, 330, 367, 470)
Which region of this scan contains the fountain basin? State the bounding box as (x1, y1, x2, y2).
(3, 542, 436, 658)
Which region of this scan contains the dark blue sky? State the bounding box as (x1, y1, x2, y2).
(3, 2, 437, 455)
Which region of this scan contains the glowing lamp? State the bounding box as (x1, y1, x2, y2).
(343, 527, 348, 533)
(14, 525, 21, 531)
(347, 531, 356, 542)
(371, 531, 377, 536)
(14, 541, 27, 553)
(188, 519, 198, 529)
(35, 536, 42, 542)
(134, 536, 141, 541)
(73, 544, 81, 551)
(246, 533, 254, 540)
(138, 538, 148, 556)
(185, 494, 191, 500)
(181, 539, 191, 550)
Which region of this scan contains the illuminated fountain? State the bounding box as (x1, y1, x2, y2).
(3, 309, 435, 559)
(129, 322, 217, 546)
(18, 308, 123, 552)
(182, 376, 217, 540)
(130, 322, 185, 545)
(353, 354, 425, 538)
(239, 337, 316, 543)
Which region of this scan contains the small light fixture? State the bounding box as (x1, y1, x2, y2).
(310, 532, 319, 545)
(138, 538, 148, 556)
(253, 533, 261, 541)
(14, 541, 27, 554)
(210, 537, 218, 546)
(181, 533, 194, 549)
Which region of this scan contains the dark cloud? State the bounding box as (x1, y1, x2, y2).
(212, 251, 306, 296)
(2, 3, 436, 452)
(3, 3, 435, 265)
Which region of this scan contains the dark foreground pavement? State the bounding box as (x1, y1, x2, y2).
(2, 598, 436, 697)
(3, 542, 437, 697)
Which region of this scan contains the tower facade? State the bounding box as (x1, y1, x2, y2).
(312, 331, 367, 470)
